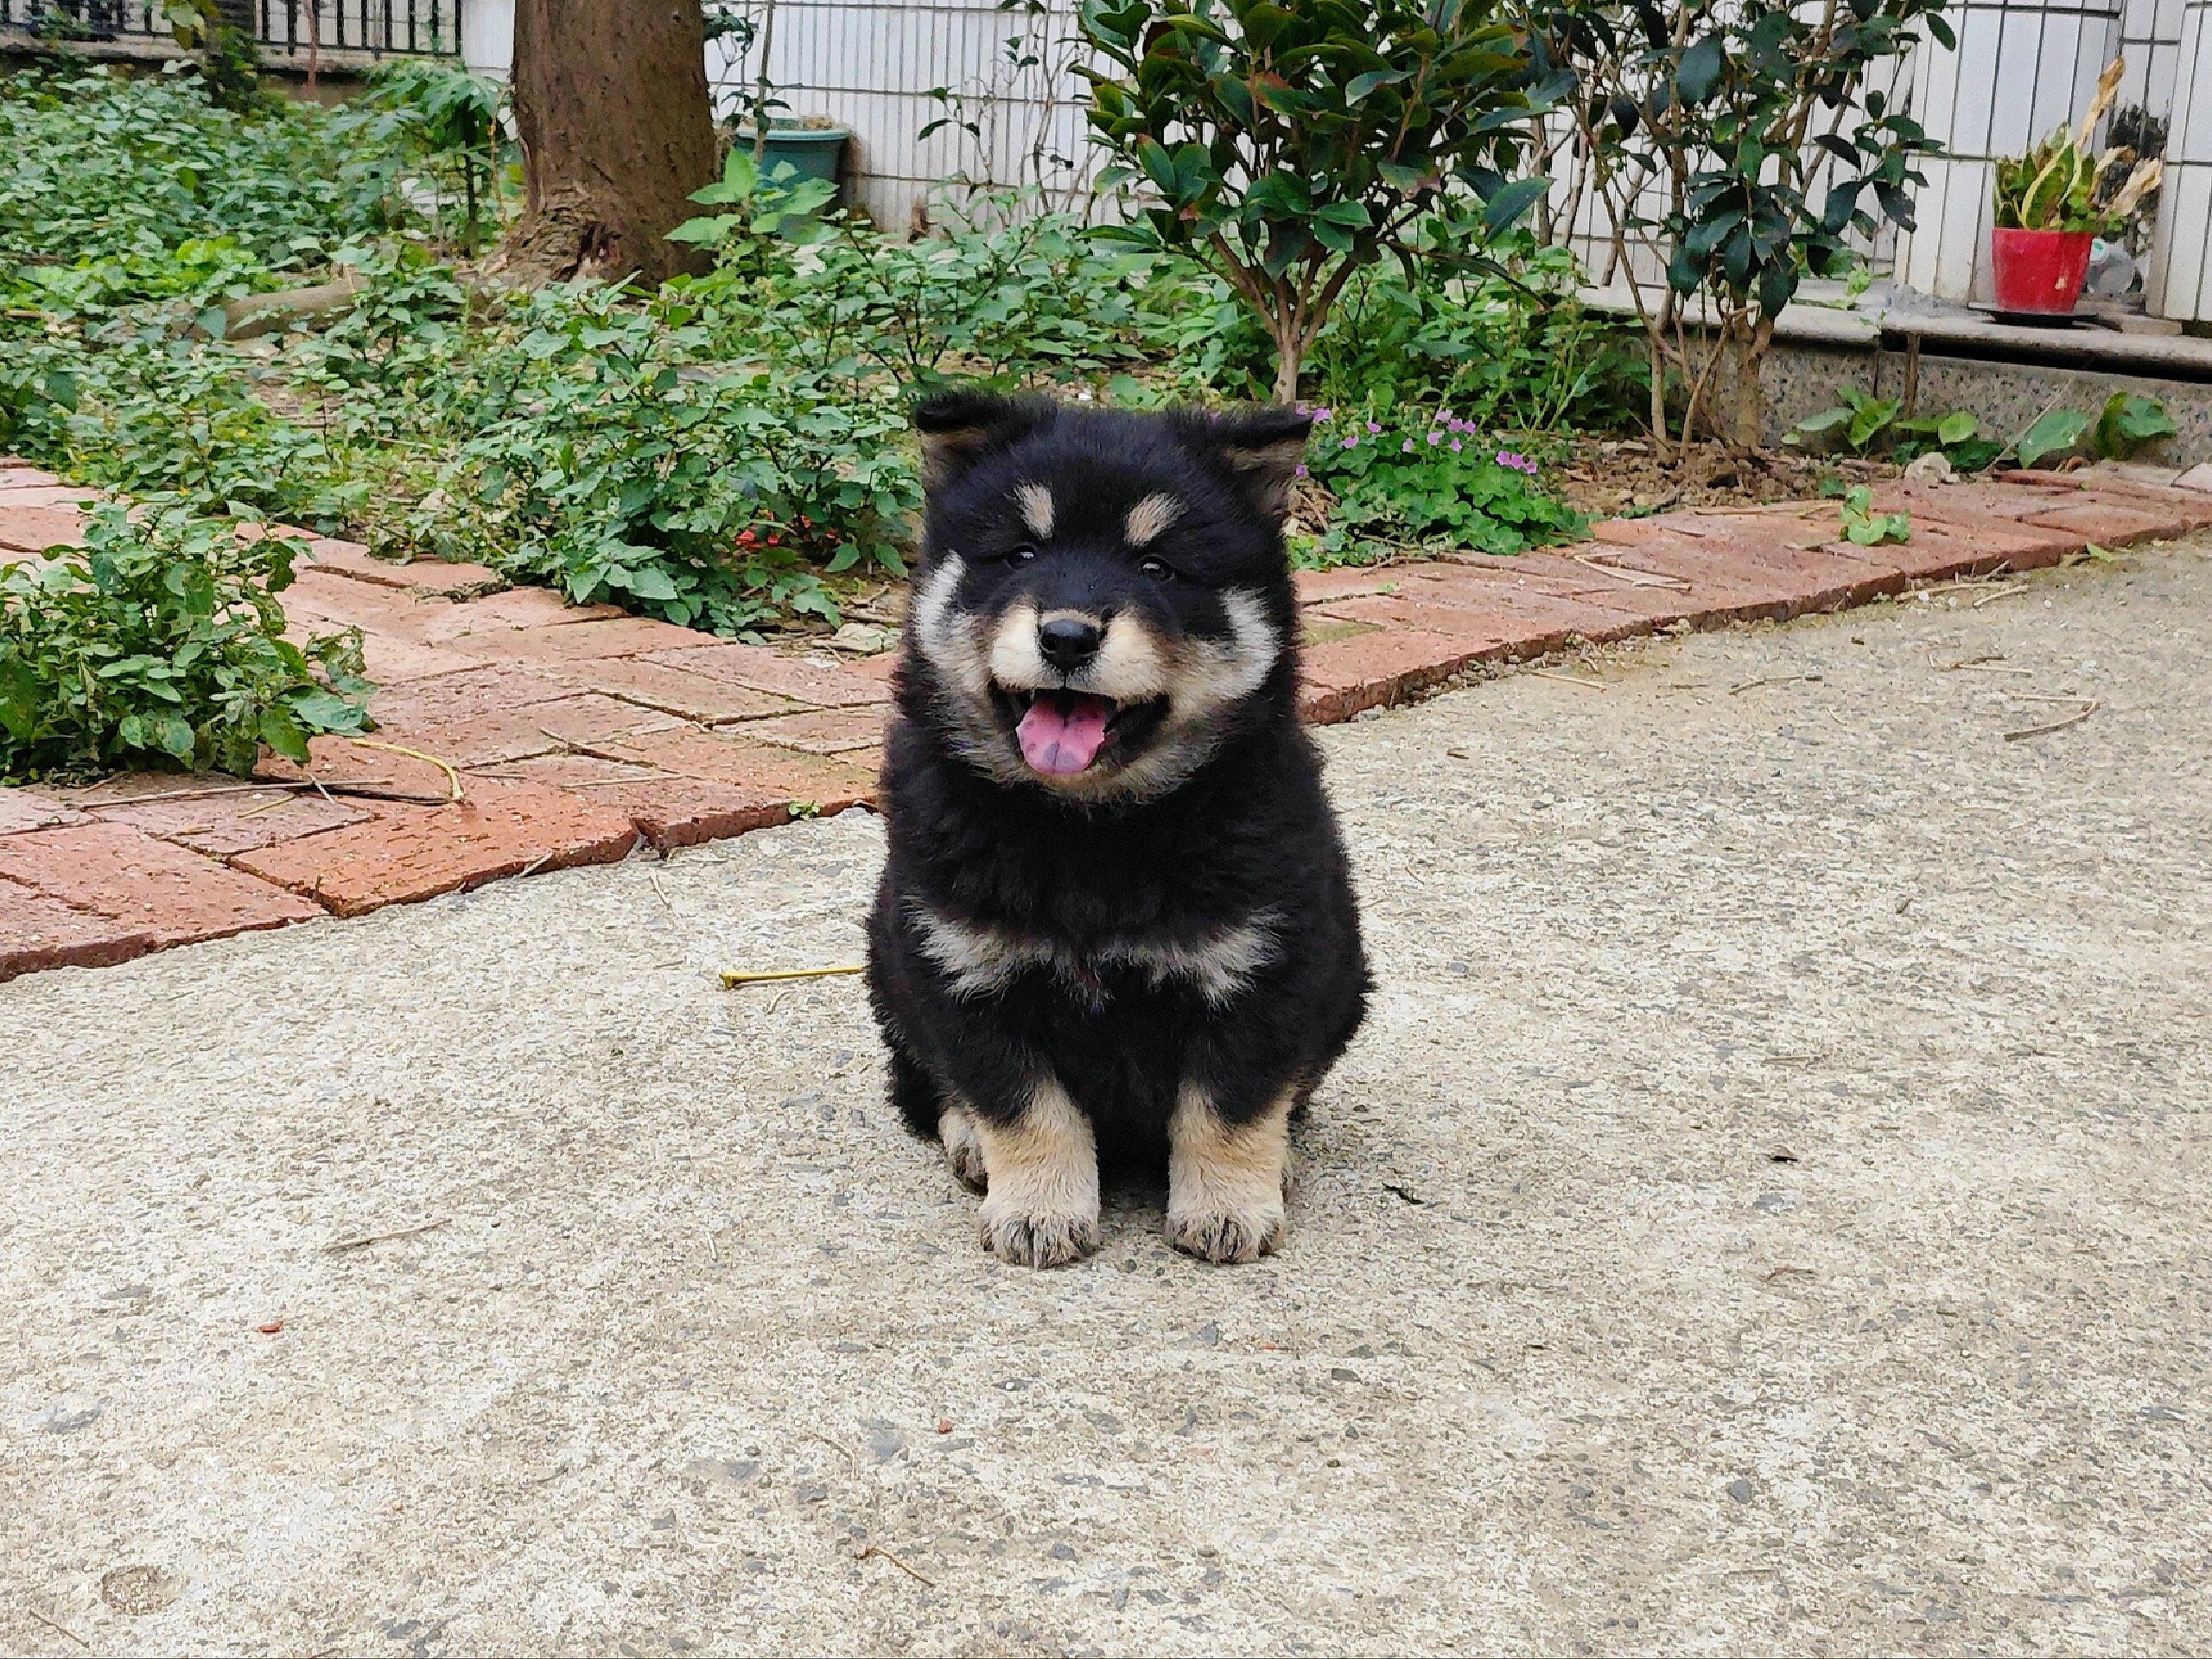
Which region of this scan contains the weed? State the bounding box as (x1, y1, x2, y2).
(1838, 486, 1910, 546)
(0, 502, 371, 784)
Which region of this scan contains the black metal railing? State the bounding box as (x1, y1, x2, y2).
(2, 0, 460, 56)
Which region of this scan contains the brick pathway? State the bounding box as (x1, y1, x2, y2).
(4, 453, 2210, 981)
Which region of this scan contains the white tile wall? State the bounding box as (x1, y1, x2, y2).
(2147, 0, 2212, 317)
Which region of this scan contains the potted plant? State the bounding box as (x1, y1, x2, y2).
(1991, 57, 2163, 315)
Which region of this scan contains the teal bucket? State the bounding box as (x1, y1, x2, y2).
(743, 124, 850, 196)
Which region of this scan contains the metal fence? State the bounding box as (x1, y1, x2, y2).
(0, 0, 461, 56)
(706, 0, 1098, 230)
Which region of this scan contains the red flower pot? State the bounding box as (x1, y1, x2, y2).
(1990, 227, 2094, 315)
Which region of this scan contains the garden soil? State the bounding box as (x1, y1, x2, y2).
(3, 535, 2208, 1656)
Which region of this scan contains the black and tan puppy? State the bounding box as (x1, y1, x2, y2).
(866, 392, 1368, 1267)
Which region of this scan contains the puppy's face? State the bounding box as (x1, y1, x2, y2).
(904, 395, 1311, 804)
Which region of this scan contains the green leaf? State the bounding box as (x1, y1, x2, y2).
(2015, 408, 2089, 468)
(1481, 178, 1549, 234)
(667, 214, 737, 246)
(1345, 69, 1408, 104)
(1936, 410, 1978, 446)
(1847, 395, 1899, 452)
(1677, 35, 1725, 105)
(618, 563, 679, 602)
(259, 703, 310, 764)
(153, 712, 197, 759)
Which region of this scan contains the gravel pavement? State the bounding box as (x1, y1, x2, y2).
(4, 535, 2208, 1656)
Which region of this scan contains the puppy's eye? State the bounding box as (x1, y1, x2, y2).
(1001, 544, 1038, 565)
(1140, 556, 1175, 582)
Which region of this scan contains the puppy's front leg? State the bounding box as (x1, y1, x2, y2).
(1166, 1084, 1293, 1264)
(972, 1079, 1100, 1268)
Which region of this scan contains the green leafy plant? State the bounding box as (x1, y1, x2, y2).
(0, 502, 372, 784)
(1789, 386, 1902, 456)
(1838, 485, 1909, 546)
(0, 67, 384, 317)
(1993, 59, 2164, 234)
(1789, 390, 2002, 471)
(329, 60, 512, 252)
(1080, 0, 1545, 401)
(1527, 0, 1948, 450)
(2089, 391, 2175, 460)
(669, 146, 839, 280)
(431, 284, 920, 633)
(1302, 406, 1586, 561)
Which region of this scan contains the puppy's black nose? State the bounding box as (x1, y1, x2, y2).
(1038, 615, 1102, 671)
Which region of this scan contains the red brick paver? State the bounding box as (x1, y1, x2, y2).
(5, 457, 2211, 981)
(0, 818, 321, 968)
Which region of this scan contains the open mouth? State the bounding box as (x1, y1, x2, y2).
(994, 687, 1169, 777)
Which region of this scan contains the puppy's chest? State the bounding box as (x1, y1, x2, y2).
(906, 899, 1281, 1009)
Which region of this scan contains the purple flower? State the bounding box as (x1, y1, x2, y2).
(1496, 449, 1538, 475)
(1450, 439, 1463, 453)
(1294, 462, 1310, 477)
(1427, 431, 1444, 446)
(1367, 421, 1382, 435)
(1343, 435, 1358, 448)
(1312, 407, 1333, 423)
(1402, 438, 1415, 452)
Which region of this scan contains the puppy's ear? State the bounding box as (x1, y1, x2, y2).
(1185, 404, 1314, 520)
(912, 391, 1056, 492)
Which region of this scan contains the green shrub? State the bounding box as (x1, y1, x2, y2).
(0, 502, 372, 784)
(410, 283, 921, 634)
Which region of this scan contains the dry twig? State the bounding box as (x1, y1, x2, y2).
(721, 965, 865, 988)
(1530, 671, 1605, 691)
(22, 1607, 90, 1650)
(1571, 554, 1690, 590)
(855, 1544, 937, 1587)
(2004, 700, 2100, 741)
(348, 740, 464, 803)
(324, 1218, 449, 1254)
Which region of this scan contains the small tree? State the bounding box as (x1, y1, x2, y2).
(1079, 0, 1549, 404)
(1525, 0, 1948, 453)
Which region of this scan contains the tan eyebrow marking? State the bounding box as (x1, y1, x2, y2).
(1015, 483, 1055, 539)
(1124, 493, 1183, 548)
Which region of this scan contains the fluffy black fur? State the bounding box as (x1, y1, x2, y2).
(867, 391, 1368, 1200)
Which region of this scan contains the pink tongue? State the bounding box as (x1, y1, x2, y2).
(1017, 693, 1111, 776)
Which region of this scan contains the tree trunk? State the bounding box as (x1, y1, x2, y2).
(501, 0, 720, 289)
(1718, 315, 1773, 452)
(1271, 314, 1304, 405)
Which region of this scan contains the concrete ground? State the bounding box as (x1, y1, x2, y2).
(3, 537, 2208, 1659)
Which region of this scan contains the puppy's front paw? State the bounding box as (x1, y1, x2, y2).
(979, 1198, 1099, 1268)
(1166, 1199, 1284, 1265)
(939, 1104, 988, 1192)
